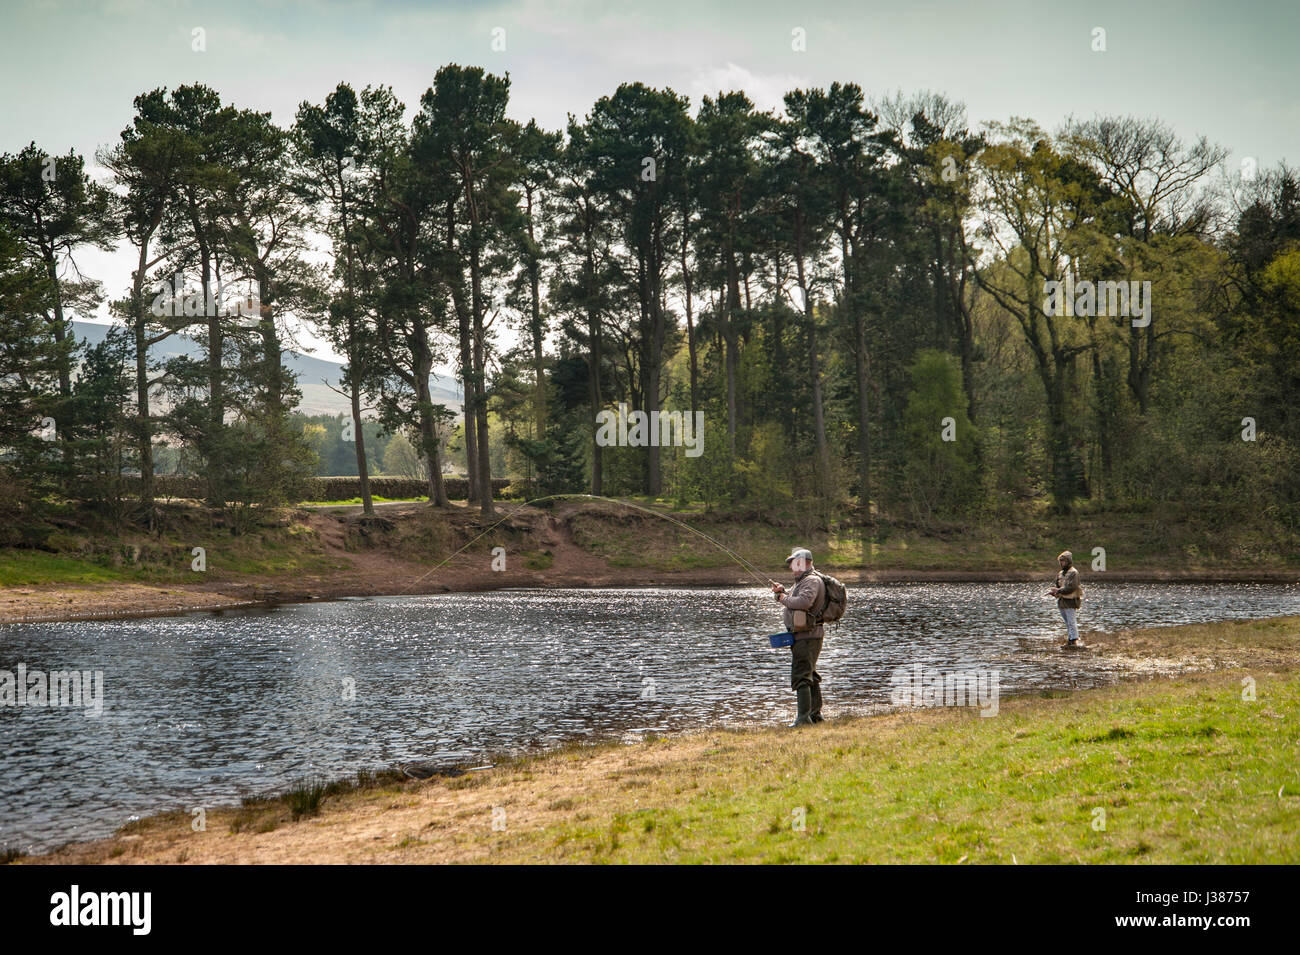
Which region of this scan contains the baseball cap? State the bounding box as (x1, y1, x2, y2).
(784, 547, 813, 566)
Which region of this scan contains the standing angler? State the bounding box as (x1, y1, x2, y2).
(1049, 550, 1084, 648)
(772, 547, 826, 727)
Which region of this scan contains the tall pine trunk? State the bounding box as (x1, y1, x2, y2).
(41, 255, 72, 399)
(458, 327, 479, 505)
(585, 224, 604, 495)
(853, 310, 871, 510)
(723, 243, 740, 456)
(465, 187, 494, 516)
(645, 219, 665, 497)
(680, 241, 699, 418)
(202, 247, 224, 508)
(526, 189, 546, 440)
(340, 190, 373, 516)
(130, 242, 155, 528)
(793, 221, 830, 491)
(416, 351, 450, 508)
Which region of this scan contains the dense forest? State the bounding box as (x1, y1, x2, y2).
(2, 66, 1297, 546)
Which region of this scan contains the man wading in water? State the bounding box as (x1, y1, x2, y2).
(771, 547, 826, 727)
(1049, 550, 1084, 648)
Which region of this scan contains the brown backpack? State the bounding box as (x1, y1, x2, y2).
(812, 571, 847, 624)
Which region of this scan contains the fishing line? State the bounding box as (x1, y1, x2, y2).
(401, 493, 781, 593)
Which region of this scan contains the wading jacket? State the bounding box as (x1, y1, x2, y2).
(779, 569, 827, 640)
(1055, 565, 1082, 610)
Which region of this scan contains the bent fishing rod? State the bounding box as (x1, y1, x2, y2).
(401, 493, 783, 593)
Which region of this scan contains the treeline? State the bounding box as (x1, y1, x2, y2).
(127, 474, 511, 502)
(1, 67, 1297, 545)
(293, 412, 505, 481)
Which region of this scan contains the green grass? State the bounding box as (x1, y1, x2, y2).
(0, 517, 341, 588)
(492, 670, 1300, 863)
(522, 549, 555, 570)
(286, 778, 328, 821)
(3, 496, 1293, 592)
(297, 495, 426, 506)
(568, 500, 1298, 574)
(0, 550, 135, 587)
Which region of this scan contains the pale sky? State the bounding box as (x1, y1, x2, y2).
(3, 0, 1297, 366)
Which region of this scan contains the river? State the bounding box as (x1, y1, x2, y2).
(2, 581, 1296, 852)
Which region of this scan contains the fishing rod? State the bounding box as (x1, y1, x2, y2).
(402, 493, 782, 593)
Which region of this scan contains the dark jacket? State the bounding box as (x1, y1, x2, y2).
(1056, 565, 1082, 609)
(779, 569, 826, 640)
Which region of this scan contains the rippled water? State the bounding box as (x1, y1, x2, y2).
(1, 582, 1296, 852)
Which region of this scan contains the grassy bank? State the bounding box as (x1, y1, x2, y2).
(1, 497, 1295, 594)
(0, 511, 339, 588)
(22, 615, 1300, 865)
(567, 496, 1299, 574)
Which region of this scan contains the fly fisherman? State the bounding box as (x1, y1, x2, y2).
(1049, 550, 1084, 647)
(771, 547, 825, 727)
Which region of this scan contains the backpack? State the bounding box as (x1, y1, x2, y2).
(811, 570, 847, 624)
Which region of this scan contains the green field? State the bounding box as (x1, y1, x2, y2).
(478, 671, 1300, 863)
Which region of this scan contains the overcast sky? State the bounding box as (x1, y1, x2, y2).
(3, 0, 1297, 366)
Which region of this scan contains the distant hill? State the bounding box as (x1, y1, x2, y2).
(71, 321, 463, 417)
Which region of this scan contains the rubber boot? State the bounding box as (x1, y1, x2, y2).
(788, 686, 814, 727)
(810, 682, 824, 723)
